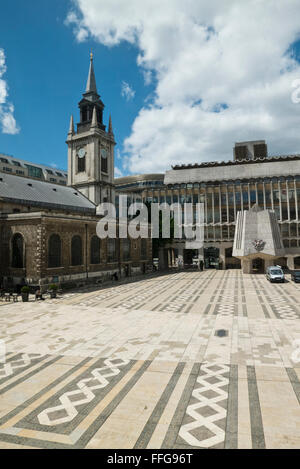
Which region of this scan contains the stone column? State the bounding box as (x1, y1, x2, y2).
(286, 180, 290, 221)
(178, 247, 184, 270)
(226, 185, 229, 222)
(219, 186, 222, 222)
(233, 185, 236, 221)
(172, 249, 175, 266)
(294, 179, 298, 221)
(158, 247, 168, 270)
(241, 258, 252, 274)
(287, 256, 294, 271)
(247, 184, 251, 210)
(168, 249, 171, 267)
(271, 181, 274, 211)
(219, 245, 226, 270)
(278, 181, 282, 221)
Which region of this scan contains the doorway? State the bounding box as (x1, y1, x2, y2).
(252, 258, 265, 273)
(204, 247, 220, 269)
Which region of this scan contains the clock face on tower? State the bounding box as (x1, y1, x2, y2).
(100, 148, 108, 159)
(78, 147, 86, 159)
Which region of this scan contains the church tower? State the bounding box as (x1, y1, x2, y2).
(66, 53, 116, 205)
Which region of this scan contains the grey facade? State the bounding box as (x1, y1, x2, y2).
(115, 143, 300, 272)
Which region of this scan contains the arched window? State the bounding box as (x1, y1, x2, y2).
(91, 236, 101, 264)
(108, 239, 117, 262)
(71, 235, 83, 266)
(48, 234, 61, 268)
(141, 239, 147, 260)
(123, 239, 131, 261)
(12, 233, 24, 268)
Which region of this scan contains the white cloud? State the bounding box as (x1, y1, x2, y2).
(0, 49, 19, 135)
(67, 0, 300, 173)
(121, 81, 135, 101)
(114, 166, 124, 178)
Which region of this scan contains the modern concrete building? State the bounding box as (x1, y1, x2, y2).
(115, 141, 300, 272)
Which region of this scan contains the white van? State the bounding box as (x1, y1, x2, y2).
(266, 266, 285, 283)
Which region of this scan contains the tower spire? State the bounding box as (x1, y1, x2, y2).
(85, 51, 98, 94)
(68, 115, 74, 136)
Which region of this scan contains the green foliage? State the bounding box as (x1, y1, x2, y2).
(49, 284, 58, 291)
(21, 286, 30, 293)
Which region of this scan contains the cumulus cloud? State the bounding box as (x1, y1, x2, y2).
(121, 81, 135, 101)
(67, 0, 300, 173)
(0, 49, 19, 135)
(114, 166, 124, 178)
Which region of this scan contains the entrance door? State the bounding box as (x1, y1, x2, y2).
(252, 258, 265, 273)
(184, 249, 198, 269)
(204, 247, 220, 269)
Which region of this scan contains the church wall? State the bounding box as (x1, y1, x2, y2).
(0, 212, 153, 290)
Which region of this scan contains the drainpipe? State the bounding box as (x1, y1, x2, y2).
(85, 224, 88, 281)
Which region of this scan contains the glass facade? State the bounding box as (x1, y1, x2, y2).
(139, 177, 300, 246)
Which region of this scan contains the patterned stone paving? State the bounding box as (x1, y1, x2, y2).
(0, 270, 300, 449)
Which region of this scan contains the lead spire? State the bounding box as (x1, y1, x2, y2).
(85, 51, 98, 94)
(68, 115, 74, 136)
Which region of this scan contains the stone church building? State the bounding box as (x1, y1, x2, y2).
(0, 55, 152, 291)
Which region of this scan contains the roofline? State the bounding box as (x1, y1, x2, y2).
(0, 153, 67, 174)
(114, 173, 165, 184)
(0, 196, 96, 214)
(172, 154, 300, 170)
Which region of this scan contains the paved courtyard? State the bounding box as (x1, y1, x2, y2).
(0, 270, 300, 449)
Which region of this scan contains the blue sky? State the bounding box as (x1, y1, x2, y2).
(1, 1, 300, 176)
(0, 0, 155, 173)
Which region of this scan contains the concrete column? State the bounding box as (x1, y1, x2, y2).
(204, 188, 208, 225)
(278, 181, 282, 221)
(158, 247, 168, 270)
(286, 180, 290, 221)
(233, 185, 236, 221)
(219, 245, 226, 270)
(219, 186, 222, 222)
(271, 181, 274, 211)
(167, 249, 171, 267)
(287, 256, 294, 271)
(240, 185, 243, 212)
(294, 179, 298, 221)
(241, 258, 252, 274)
(248, 184, 251, 210)
(178, 247, 184, 270)
(172, 249, 175, 266)
(226, 185, 229, 223)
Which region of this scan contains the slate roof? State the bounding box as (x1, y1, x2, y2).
(0, 172, 96, 214)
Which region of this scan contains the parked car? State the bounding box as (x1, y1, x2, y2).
(266, 266, 285, 283)
(291, 270, 300, 283)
